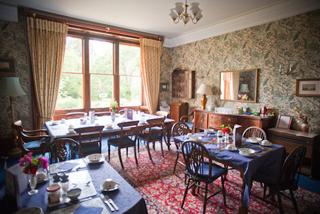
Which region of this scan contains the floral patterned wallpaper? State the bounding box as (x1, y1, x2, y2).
(160, 9, 320, 133)
(0, 16, 34, 139)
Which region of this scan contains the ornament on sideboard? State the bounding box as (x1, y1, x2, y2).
(293, 107, 309, 133)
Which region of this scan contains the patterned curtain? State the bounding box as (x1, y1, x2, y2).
(140, 38, 162, 114)
(26, 17, 68, 127)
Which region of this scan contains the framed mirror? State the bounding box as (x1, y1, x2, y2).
(220, 69, 258, 102)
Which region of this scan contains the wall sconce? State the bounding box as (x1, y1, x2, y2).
(279, 63, 295, 75)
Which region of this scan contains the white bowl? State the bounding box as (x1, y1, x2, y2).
(87, 153, 103, 163)
(101, 179, 119, 192)
(247, 137, 262, 144)
(260, 140, 272, 146)
(67, 188, 81, 200)
(225, 144, 237, 151)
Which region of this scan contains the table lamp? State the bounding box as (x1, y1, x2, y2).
(196, 83, 212, 110)
(0, 77, 26, 155)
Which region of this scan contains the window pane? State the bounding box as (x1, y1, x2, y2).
(120, 76, 141, 106)
(90, 74, 113, 108)
(119, 44, 140, 76)
(56, 73, 83, 109)
(62, 37, 82, 73)
(89, 40, 113, 74)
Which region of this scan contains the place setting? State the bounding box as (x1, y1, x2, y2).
(100, 178, 120, 212)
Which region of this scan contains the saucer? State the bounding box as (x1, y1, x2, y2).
(239, 148, 256, 157)
(260, 140, 272, 147)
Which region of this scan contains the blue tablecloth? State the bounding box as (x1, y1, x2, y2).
(174, 134, 285, 208)
(6, 159, 147, 214)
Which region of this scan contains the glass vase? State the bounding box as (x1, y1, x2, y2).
(111, 112, 116, 122)
(28, 174, 38, 195)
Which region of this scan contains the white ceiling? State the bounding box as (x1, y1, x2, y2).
(1, 0, 320, 47)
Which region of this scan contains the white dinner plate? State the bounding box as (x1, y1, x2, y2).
(238, 148, 256, 157)
(224, 145, 238, 151)
(101, 183, 120, 192)
(86, 153, 104, 164)
(247, 137, 262, 144)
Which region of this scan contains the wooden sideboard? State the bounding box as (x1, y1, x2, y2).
(193, 109, 274, 133)
(267, 128, 320, 179)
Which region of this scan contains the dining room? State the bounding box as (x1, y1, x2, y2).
(0, 0, 320, 214)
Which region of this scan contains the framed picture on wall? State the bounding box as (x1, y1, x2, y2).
(276, 115, 292, 129)
(0, 58, 15, 77)
(296, 79, 320, 97)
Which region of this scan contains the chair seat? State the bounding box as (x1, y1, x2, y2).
(186, 122, 193, 130)
(23, 139, 45, 150)
(108, 137, 135, 148)
(190, 162, 227, 182)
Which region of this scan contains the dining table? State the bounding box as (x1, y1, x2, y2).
(174, 132, 285, 213)
(6, 158, 148, 213)
(45, 112, 175, 149)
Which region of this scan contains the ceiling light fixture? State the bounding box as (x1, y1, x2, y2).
(170, 0, 203, 24)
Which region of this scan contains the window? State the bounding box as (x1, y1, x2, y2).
(56, 35, 142, 112)
(119, 44, 141, 106)
(56, 37, 83, 109)
(89, 39, 113, 108)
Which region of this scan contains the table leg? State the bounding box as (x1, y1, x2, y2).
(239, 170, 248, 214)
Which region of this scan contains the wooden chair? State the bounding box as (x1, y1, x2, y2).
(108, 120, 143, 169)
(242, 126, 267, 142)
(138, 117, 166, 163)
(179, 109, 195, 130)
(64, 112, 86, 119)
(74, 126, 104, 157)
(13, 120, 50, 155)
(181, 141, 227, 214)
(171, 122, 191, 174)
(254, 146, 306, 214)
(49, 138, 80, 163)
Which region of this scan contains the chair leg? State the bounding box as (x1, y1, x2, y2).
(289, 189, 299, 214)
(126, 147, 128, 157)
(203, 183, 208, 214)
(146, 142, 153, 163)
(173, 152, 179, 174)
(277, 192, 284, 214)
(108, 144, 111, 161)
(181, 178, 191, 209)
(160, 140, 164, 157)
(137, 139, 140, 153)
(221, 176, 226, 206)
(263, 185, 267, 199)
(118, 148, 124, 169)
(134, 145, 139, 167)
(153, 142, 155, 150)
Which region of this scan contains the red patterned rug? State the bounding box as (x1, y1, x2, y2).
(106, 147, 320, 214)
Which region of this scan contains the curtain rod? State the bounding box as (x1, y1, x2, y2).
(21, 7, 164, 41)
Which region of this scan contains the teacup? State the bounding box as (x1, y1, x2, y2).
(260, 140, 272, 146)
(102, 179, 117, 190)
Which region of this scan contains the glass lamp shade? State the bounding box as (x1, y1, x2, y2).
(0, 77, 26, 97)
(239, 84, 249, 93)
(196, 83, 212, 95)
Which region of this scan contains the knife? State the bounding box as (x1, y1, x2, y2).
(100, 194, 115, 212)
(105, 195, 119, 211)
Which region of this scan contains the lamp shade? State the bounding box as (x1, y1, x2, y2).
(196, 83, 212, 95)
(0, 77, 26, 97)
(239, 84, 249, 93)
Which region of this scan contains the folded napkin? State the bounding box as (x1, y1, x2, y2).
(74, 205, 103, 214)
(57, 162, 78, 171)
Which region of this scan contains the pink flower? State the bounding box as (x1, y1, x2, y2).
(38, 156, 49, 169)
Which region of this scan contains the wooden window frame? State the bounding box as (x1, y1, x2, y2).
(54, 32, 142, 119)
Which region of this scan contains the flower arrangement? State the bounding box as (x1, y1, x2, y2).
(220, 124, 232, 134)
(110, 100, 118, 112)
(19, 152, 48, 175)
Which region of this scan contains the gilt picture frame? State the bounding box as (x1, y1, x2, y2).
(296, 79, 320, 97)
